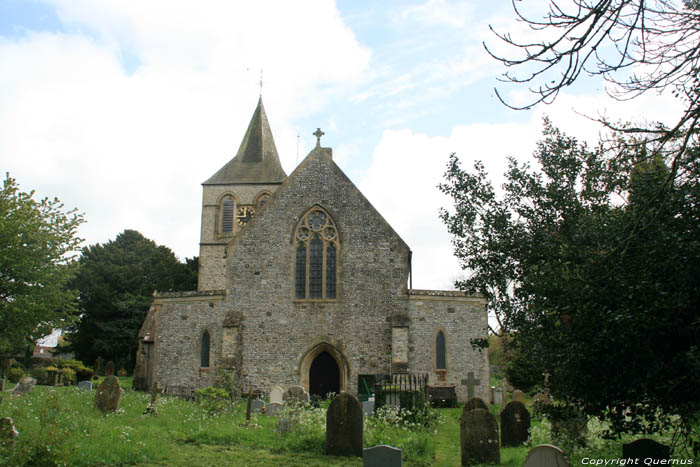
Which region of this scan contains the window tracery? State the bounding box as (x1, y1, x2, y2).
(294, 207, 338, 300)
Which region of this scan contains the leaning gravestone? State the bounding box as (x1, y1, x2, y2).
(523, 444, 571, 467)
(0, 417, 19, 448)
(270, 385, 284, 404)
(283, 385, 309, 405)
(11, 377, 36, 397)
(463, 397, 489, 412)
(511, 389, 526, 403)
(363, 444, 402, 467)
(78, 380, 93, 391)
(326, 393, 363, 457)
(266, 402, 284, 417)
(622, 438, 670, 463)
(94, 375, 123, 412)
(251, 399, 265, 414)
(460, 407, 499, 465)
(500, 401, 531, 446)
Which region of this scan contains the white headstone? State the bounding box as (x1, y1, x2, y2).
(78, 380, 93, 391)
(523, 444, 571, 467)
(270, 385, 284, 404)
(363, 445, 402, 467)
(362, 400, 374, 416)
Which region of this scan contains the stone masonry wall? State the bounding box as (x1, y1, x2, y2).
(407, 291, 489, 402)
(224, 147, 411, 395)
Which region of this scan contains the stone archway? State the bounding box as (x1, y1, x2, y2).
(298, 341, 349, 395)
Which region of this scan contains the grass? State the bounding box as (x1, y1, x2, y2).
(0, 381, 697, 466)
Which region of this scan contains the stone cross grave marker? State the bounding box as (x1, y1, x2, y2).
(143, 383, 162, 417)
(244, 389, 254, 426)
(460, 407, 499, 465)
(511, 389, 526, 403)
(269, 385, 284, 404)
(266, 402, 284, 417)
(523, 444, 571, 467)
(362, 400, 374, 416)
(500, 401, 531, 447)
(622, 438, 670, 463)
(463, 397, 489, 412)
(78, 380, 93, 391)
(363, 445, 402, 467)
(0, 417, 19, 448)
(11, 377, 36, 397)
(326, 393, 363, 457)
(251, 399, 265, 414)
(94, 375, 123, 412)
(461, 371, 480, 400)
(283, 385, 309, 405)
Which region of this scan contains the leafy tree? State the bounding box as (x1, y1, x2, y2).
(487, 0, 700, 167)
(70, 230, 197, 371)
(0, 174, 84, 354)
(439, 120, 700, 443)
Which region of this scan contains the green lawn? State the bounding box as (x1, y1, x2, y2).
(0, 381, 695, 466)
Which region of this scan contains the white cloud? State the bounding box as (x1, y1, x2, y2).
(1, 1, 369, 258)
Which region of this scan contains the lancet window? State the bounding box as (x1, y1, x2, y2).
(436, 330, 446, 370)
(201, 330, 211, 368)
(294, 207, 338, 300)
(221, 196, 235, 233)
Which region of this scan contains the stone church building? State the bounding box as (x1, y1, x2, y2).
(134, 98, 489, 402)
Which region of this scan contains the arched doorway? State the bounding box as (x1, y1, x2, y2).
(309, 351, 340, 398)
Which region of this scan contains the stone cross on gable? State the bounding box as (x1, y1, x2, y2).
(313, 128, 324, 147)
(461, 371, 481, 399)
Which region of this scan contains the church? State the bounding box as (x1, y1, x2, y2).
(133, 98, 489, 402)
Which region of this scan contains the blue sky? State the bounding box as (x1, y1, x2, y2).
(0, 0, 681, 290)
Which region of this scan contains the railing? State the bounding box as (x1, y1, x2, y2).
(374, 373, 428, 411)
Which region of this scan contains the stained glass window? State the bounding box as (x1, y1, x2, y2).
(295, 243, 306, 299)
(201, 330, 211, 368)
(294, 207, 338, 300)
(222, 197, 234, 233)
(436, 331, 446, 370)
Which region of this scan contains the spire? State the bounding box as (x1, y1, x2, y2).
(204, 97, 287, 185)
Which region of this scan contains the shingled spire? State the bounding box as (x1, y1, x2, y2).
(204, 97, 287, 185)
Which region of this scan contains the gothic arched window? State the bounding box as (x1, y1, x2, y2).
(294, 207, 338, 300)
(221, 196, 235, 233)
(201, 330, 211, 368)
(436, 330, 446, 370)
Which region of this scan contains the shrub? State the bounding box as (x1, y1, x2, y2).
(117, 368, 127, 377)
(76, 367, 94, 381)
(194, 386, 230, 415)
(7, 367, 24, 383)
(31, 367, 52, 385)
(60, 368, 76, 385)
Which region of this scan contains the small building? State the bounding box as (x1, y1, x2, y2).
(133, 98, 489, 401)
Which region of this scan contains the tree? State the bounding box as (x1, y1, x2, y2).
(487, 0, 700, 168)
(439, 120, 700, 443)
(0, 174, 84, 354)
(70, 230, 197, 371)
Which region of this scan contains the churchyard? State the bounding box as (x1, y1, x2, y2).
(0, 376, 693, 466)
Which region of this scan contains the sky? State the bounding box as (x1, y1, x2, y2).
(0, 0, 684, 291)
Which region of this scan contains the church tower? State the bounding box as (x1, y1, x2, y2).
(198, 98, 287, 290)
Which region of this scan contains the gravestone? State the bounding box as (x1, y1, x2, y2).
(11, 377, 36, 397)
(326, 393, 363, 457)
(283, 385, 309, 405)
(363, 445, 402, 467)
(94, 375, 123, 412)
(266, 402, 284, 417)
(523, 444, 571, 467)
(362, 400, 375, 416)
(105, 360, 115, 376)
(511, 389, 526, 403)
(426, 386, 457, 408)
(463, 397, 489, 412)
(270, 385, 284, 404)
(500, 401, 531, 446)
(251, 399, 265, 413)
(143, 383, 161, 417)
(0, 417, 19, 448)
(622, 438, 670, 463)
(460, 407, 499, 465)
(492, 387, 504, 405)
(78, 380, 93, 391)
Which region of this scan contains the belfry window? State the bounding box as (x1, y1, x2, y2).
(221, 196, 235, 233)
(201, 330, 211, 368)
(294, 207, 338, 300)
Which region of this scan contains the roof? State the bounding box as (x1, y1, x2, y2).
(203, 97, 287, 185)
